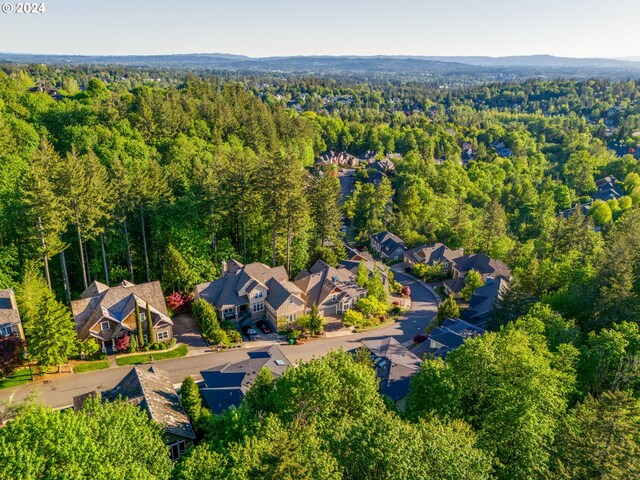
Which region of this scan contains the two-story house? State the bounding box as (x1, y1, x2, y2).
(71, 280, 173, 353)
(403, 243, 465, 276)
(444, 253, 511, 298)
(294, 260, 367, 318)
(193, 260, 306, 326)
(370, 231, 407, 261)
(0, 289, 24, 340)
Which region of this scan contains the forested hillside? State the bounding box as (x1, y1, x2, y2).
(1, 66, 640, 479)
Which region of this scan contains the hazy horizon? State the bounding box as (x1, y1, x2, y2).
(0, 0, 638, 58)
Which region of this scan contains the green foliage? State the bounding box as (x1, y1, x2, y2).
(135, 302, 144, 346)
(461, 269, 483, 302)
(162, 244, 200, 293)
(408, 326, 573, 479)
(0, 399, 173, 480)
(180, 375, 203, 425)
(191, 299, 228, 345)
(298, 304, 324, 335)
(355, 261, 369, 287)
(553, 390, 640, 479)
(437, 295, 460, 324)
(366, 269, 387, 303)
(412, 262, 447, 282)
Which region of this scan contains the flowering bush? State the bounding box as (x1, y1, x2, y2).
(115, 335, 130, 353)
(401, 285, 411, 297)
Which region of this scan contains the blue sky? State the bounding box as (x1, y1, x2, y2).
(0, 0, 638, 57)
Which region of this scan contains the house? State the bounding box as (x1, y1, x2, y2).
(491, 141, 513, 158)
(0, 289, 24, 340)
(294, 260, 367, 317)
(404, 243, 464, 275)
(200, 345, 291, 413)
(194, 260, 305, 326)
(76, 366, 196, 461)
(315, 151, 359, 167)
(593, 176, 625, 202)
(451, 253, 511, 281)
(444, 253, 511, 298)
(370, 231, 407, 261)
(360, 338, 422, 410)
(339, 255, 390, 290)
(369, 158, 396, 174)
(71, 280, 172, 353)
(413, 317, 485, 358)
(461, 142, 475, 164)
(460, 277, 509, 327)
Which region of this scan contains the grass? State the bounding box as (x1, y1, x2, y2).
(0, 367, 33, 389)
(74, 360, 109, 374)
(116, 344, 188, 366)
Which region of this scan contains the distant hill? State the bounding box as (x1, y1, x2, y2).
(2, 52, 640, 79)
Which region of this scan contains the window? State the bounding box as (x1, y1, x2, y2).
(0, 326, 12, 336)
(286, 313, 297, 323)
(140, 311, 146, 323)
(252, 302, 264, 313)
(254, 291, 263, 299)
(100, 321, 110, 331)
(157, 331, 169, 341)
(169, 440, 187, 461)
(331, 293, 338, 302)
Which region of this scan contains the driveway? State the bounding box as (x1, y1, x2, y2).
(171, 313, 210, 356)
(338, 169, 356, 202)
(0, 270, 437, 410)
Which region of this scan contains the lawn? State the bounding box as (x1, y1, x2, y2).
(116, 344, 188, 366)
(74, 360, 109, 374)
(0, 367, 33, 389)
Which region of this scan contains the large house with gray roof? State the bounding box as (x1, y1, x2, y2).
(444, 252, 511, 297)
(360, 337, 422, 410)
(75, 366, 195, 461)
(71, 280, 172, 353)
(0, 289, 24, 340)
(370, 231, 407, 261)
(294, 259, 368, 318)
(200, 345, 292, 413)
(194, 260, 306, 326)
(404, 243, 465, 275)
(413, 317, 485, 359)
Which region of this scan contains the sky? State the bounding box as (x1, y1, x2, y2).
(0, 0, 639, 58)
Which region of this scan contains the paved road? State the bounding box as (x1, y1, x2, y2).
(0, 273, 436, 410)
(338, 169, 356, 202)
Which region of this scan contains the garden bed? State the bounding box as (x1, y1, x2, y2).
(116, 344, 188, 366)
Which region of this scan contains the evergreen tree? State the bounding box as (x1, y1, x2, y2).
(461, 269, 483, 302)
(437, 295, 460, 324)
(146, 302, 153, 344)
(135, 301, 144, 346)
(180, 375, 203, 424)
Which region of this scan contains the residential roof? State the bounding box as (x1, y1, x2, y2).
(452, 253, 511, 279)
(101, 366, 195, 440)
(460, 277, 509, 326)
(371, 231, 406, 257)
(71, 280, 171, 340)
(361, 338, 422, 402)
(413, 317, 485, 359)
(0, 289, 20, 327)
(405, 243, 464, 266)
(265, 277, 304, 311)
(200, 345, 292, 413)
(294, 260, 364, 309)
(194, 260, 289, 310)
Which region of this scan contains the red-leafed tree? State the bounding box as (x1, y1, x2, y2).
(166, 292, 193, 314)
(0, 335, 25, 378)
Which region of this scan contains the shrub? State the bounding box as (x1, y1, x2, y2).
(115, 335, 130, 353)
(167, 338, 177, 348)
(0, 335, 25, 378)
(225, 330, 242, 345)
(151, 343, 159, 351)
(166, 291, 193, 314)
(127, 335, 137, 354)
(401, 285, 411, 297)
(158, 343, 167, 350)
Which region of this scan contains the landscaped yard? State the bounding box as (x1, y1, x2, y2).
(74, 360, 109, 374)
(116, 344, 188, 366)
(0, 367, 33, 389)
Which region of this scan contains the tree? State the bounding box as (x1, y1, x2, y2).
(437, 295, 460, 324)
(146, 302, 153, 344)
(408, 326, 573, 479)
(162, 243, 199, 292)
(366, 269, 387, 303)
(0, 399, 173, 480)
(243, 366, 274, 413)
(590, 199, 613, 226)
(192, 299, 227, 344)
(554, 391, 640, 479)
(180, 375, 203, 425)
(307, 304, 324, 335)
(356, 261, 369, 287)
(308, 175, 344, 255)
(461, 269, 483, 302)
(353, 345, 374, 369)
(22, 290, 77, 368)
(0, 335, 25, 378)
(135, 302, 144, 346)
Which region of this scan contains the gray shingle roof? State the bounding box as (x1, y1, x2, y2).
(102, 366, 195, 440)
(0, 289, 21, 328)
(200, 345, 292, 413)
(453, 253, 511, 279)
(361, 338, 422, 402)
(405, 243, 464, 266)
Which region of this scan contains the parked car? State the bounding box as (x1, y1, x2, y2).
(256, 320, 272, 334)
(241, 326, 258, 340)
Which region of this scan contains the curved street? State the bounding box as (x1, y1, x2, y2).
(0, 267, 436, 410)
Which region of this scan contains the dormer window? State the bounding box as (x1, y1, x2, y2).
(332, 293, 338, 302)
(100, 321, 110, 331)
(254, 291, 263, 299)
